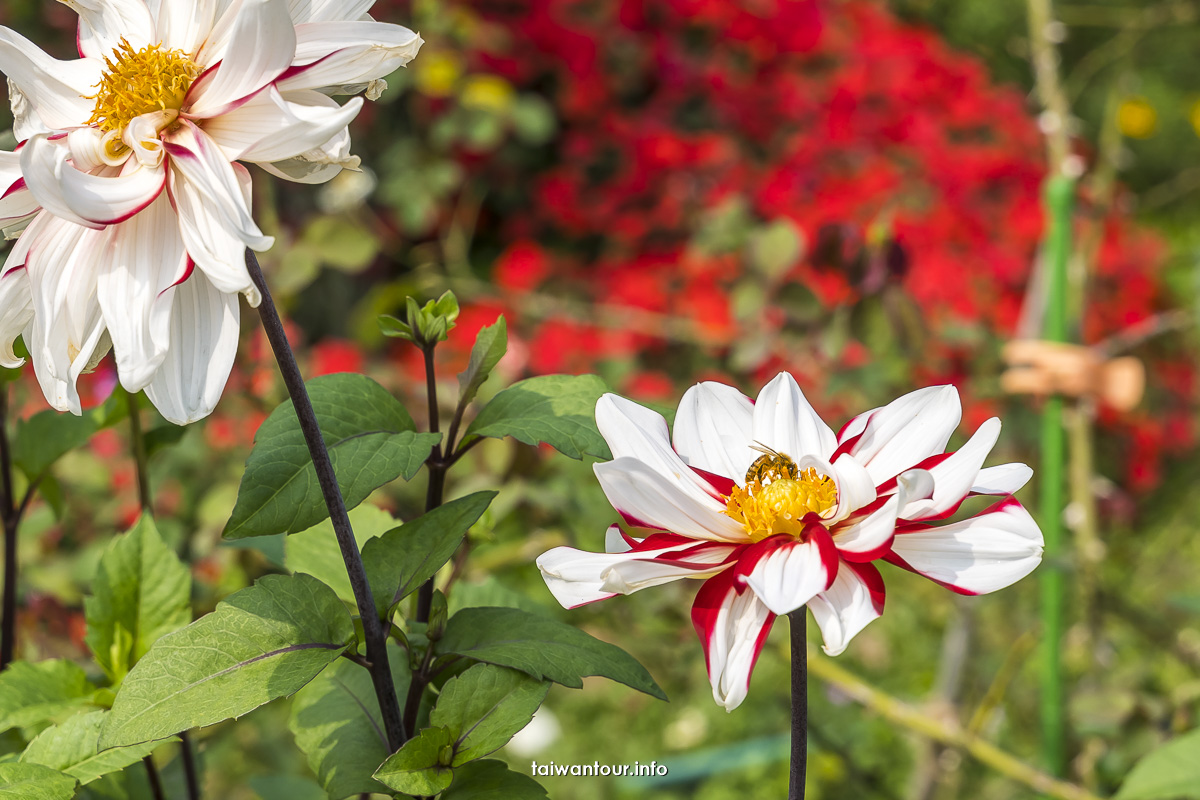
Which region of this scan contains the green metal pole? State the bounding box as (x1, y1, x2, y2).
(1040, 174, 1075, 777)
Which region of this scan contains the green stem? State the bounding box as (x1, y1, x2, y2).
(1040, 174, 1075, 777)
(0, 384, 17, 669)
(123, 389, 152, 513)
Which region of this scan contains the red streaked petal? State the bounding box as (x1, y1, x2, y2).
(692, 569, 777, 712)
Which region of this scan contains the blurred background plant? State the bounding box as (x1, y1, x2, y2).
(2, 0, 1199, 798)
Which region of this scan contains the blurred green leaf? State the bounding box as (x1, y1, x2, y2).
(436, 607, 665, 700)
(0, 763, 75, 799)
(748, 218, 803, 281)
(289, 647, 411, 799)
(247, 774, 327, 800)
(463, 375, 611, 460)
(102, 574, 353, 748)
(0, 660, 96, 735)
(20, 711, 173, 786)
(362, 491, 496, 618)
(142, 424, 188, 459)
(1116, 728, 1200, 799)
(84, 516, 192, 685)
(299, 217, 379, 274)
(286, 504, 398, 607)
(430, 664, 548, 767)
(373, 725, 456, 796)
(458, 317, 507, 411)
(441, 759, 548, 799)
(12, 392, 126, 481)
(511, 96, 557, 145)
(225, 374, 439, 538)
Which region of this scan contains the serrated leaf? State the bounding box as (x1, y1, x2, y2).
(0, 660, 96, 735)
(436, 607, 665, 700)
(457, 317, 507, 409)
(462, 375, 610, 460)
(225, 373, 440, 538)
(84, 516, 192, 685)
(286, 504, 399, 607)
(102, 574, 353, 748)
(0, 763, 76, 799)
(1116, 728, 1200, 799)
(372, 726, 455, 796)
(362, 492, 496, 618)
(288, 645, 411, 799)
(20, 711, 173, 786)
(441, 759, 548, 800)
(430, 665, 548, 767)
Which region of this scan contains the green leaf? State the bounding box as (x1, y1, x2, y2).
(430, 665, 548, 767)
(372, 726, 455, 796)
(0, 763, 76, 799)
(457, 317, 507, 409)
(142, 424, 188, 458)
(84, 516, 192, 685)
(1116, 728, 1200, 799)
(247, 774, 327, 800)
(441, 759, 549, 800)
(436, 607, 665, 700)
(0, 660, 96, 735)
(20, 711, 173, 786)
(288, 645, 411, 799)
(362, 492, 496, 618)
(286, 504, 399, 607)
(225, 373, 440, 538)
(462, 375, 610, 460)
(11, 391, 126, 481)
(748, 218, 803, 280)
(378, 314, 416, 344)
(102, 574, 354, 748)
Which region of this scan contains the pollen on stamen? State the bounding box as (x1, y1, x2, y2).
(87, 39, 201, 134)
(724, 460, 838, 542)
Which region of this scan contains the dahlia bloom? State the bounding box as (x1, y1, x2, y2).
(0, 0, 421, 423)
(537, 374, 1043, 711)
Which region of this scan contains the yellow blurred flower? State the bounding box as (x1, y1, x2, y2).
(1189, 100, 1200, 139)
(1117, 97, 1157, 139)
(414, 51, 463, 98)
(460, 74, 516, 113)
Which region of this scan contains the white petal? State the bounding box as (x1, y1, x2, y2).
(189, 0, 296, 118)
(672, 380, 755, 481)
(973, 463, 1033, 495)
(849, 385, 961, 485)
(752, 372, 837, 461)
(155, 0, 219, 55)
(834, 469, 931, 559)
(890, 499, 1044, 595)
(166, 123, 271, 301)
(276, 22, 422, 95)
(596, 393, 725, 504)
(594, 458, 746, 542)
(693, 573, 775, 712)
(24, 214, 109, 414)
(809, 562, 884, 656)
(287, 0, 374, 23)
(21, 135, 165, 228)
(63, 0, 156, 58)
(144, 270, 240, 424)
(604, 525, 632, 554)
(903, 417, 1001, 520)
(741, 538, 834, 616)
(537, 540, 734, 609)
(828, 453, 876, 522)
(204, 86, 362, 163)
(96, 195, 190, 391)
(254, 127, 358, 184)
(0, 28, 100, 133)
(0, 239, 33, 367)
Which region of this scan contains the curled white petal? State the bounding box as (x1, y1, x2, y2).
(593, 457, 746, 542)
(0, 27, 100, 133)
(203, 86, 362, 163)
(848, 385, 962, 485)
(63, 0, 156, 59)
(973, 463, 1034, 495)
(693, 574, 775, 712)
(672, 380, 755, 482)
(189, 0, 297, 118)
(809, 562, 884, 656)
(277, 21, 423, 95)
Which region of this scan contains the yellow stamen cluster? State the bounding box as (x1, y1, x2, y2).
(88, 39, 200, 133)
(725, 462, 838, 542)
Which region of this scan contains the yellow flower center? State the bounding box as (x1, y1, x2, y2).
(724, 455, 838, 542)
(88, 39, 201, 133)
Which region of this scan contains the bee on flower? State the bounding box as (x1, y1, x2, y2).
(537, 374, 1044, 711)
(0, 0, 422, 423)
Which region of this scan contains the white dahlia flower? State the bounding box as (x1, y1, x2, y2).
(537, 374, 1044, 711)
(0, 0, 422, 422)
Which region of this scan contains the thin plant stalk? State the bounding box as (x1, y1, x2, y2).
(245, 250, 406, 751)
(0, 384, 17, 669)
(1039, 174, 1075, 777)
(788, 609, 807, 800)
(122, 387, 201, 800)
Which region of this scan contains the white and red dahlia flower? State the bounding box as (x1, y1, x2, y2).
(0, 0, 422, 423)
(537, 374, 1044, 711)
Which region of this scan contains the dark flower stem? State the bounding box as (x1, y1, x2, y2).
(245, 251, 405, 751)
(0, 385, 17, 670)
(123, 388, 201, 800)
(789, 609, 808, 800)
